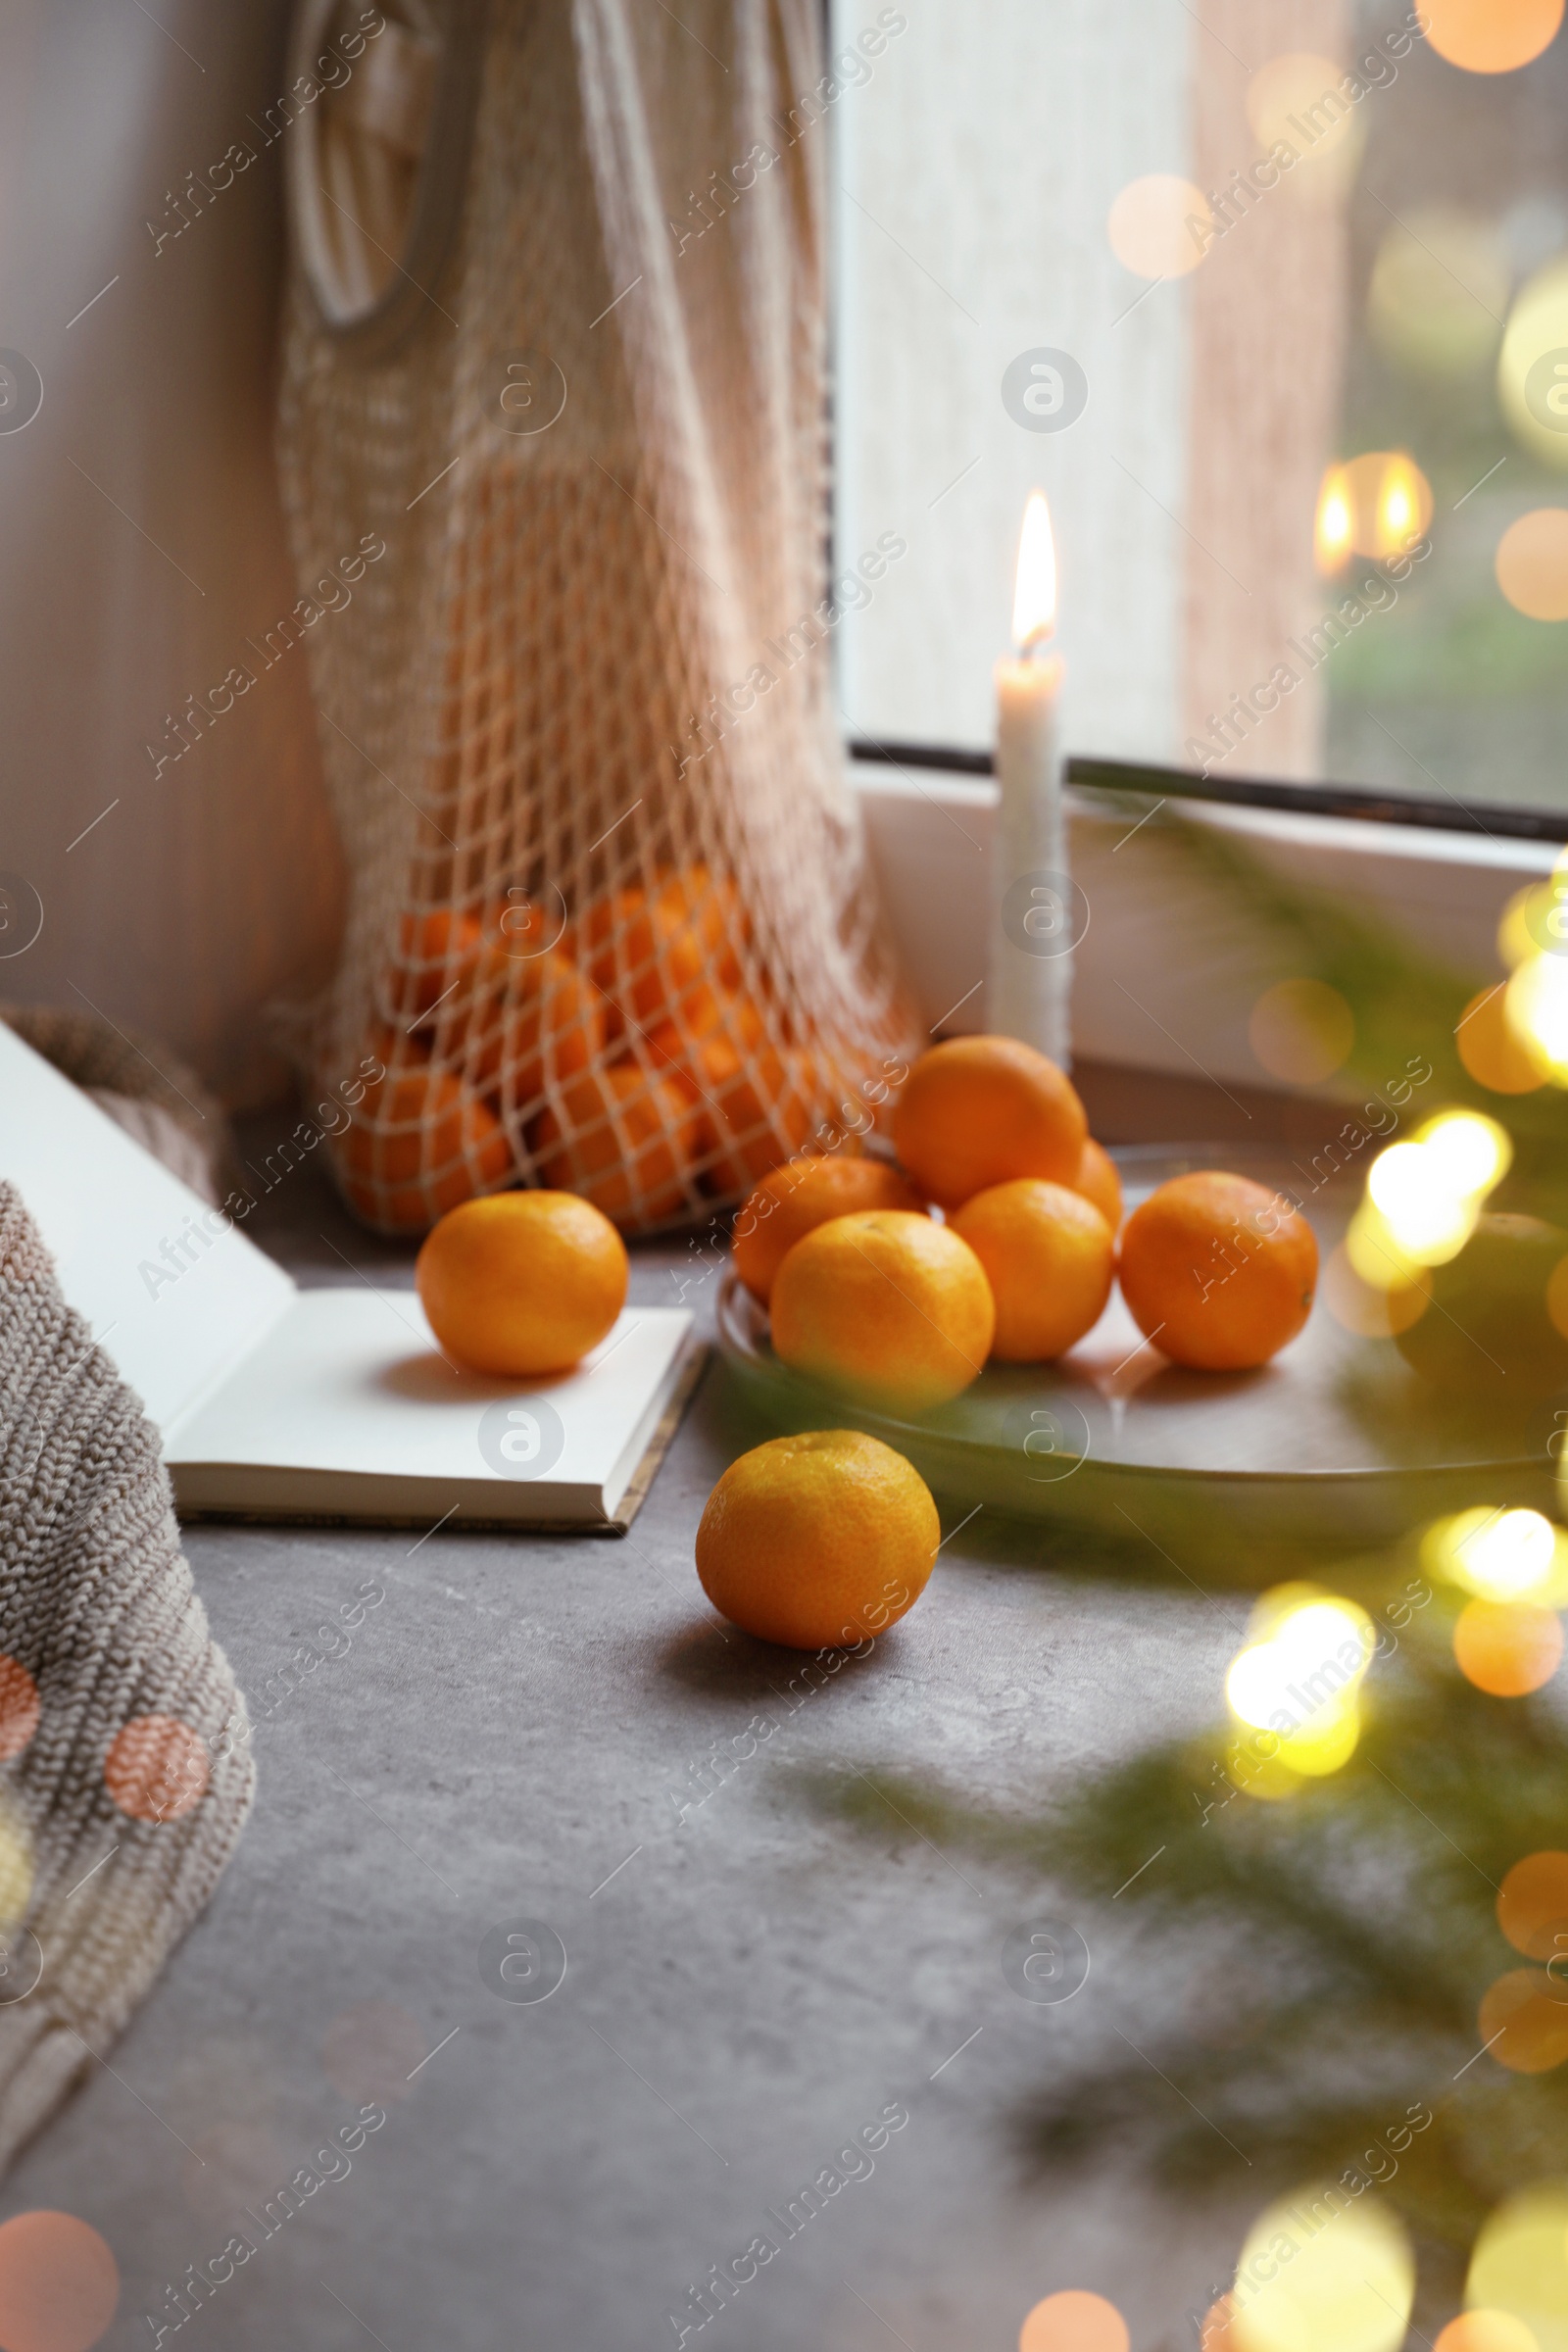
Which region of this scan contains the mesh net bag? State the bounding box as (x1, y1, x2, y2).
(276, 0, 916, 1235)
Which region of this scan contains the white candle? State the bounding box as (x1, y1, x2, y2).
(989, 490, 1070, 1065)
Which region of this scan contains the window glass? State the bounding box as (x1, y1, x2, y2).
(833, 1, 1568, 812)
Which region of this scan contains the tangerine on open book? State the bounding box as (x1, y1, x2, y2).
(770, 1209, 995, 1414)
(891, 1035, 1087, 1208)
(695, 1429, 938, 1648)
(416, 1192, 627, 1375)
(732, 1155, 926, 1304)
(1117, 1170, 1317, 1370)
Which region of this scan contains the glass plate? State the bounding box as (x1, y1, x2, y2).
(713, 1146, 1563, 1576)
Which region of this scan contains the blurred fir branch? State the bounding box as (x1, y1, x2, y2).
(1118, 798, 1568, 1213)
(820, 1568, 1568, 2259)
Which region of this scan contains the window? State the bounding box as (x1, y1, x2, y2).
(832, 0, 1568, 814)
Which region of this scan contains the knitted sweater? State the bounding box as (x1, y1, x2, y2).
(0, 1180, 253, 2170)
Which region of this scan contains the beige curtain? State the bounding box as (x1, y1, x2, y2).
(1185, 0, 1352, 776)
(0, 0, 342, 1106)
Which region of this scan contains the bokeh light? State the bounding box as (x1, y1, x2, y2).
(1498, 873, 1568, 971)
(1368, 208, 1510, 377)
(322, 2000, 425, 2105)
(1496, 511, 1568, 620)
(1230, 2187, 1413, 2352)
(0, 1658, 39, 1763)
(1424, 1110, 1513, 1197)
(1246, 53, 1351, 148)
(102, 1716, 209, 1824)
(1498, 1850, 1568, 1959)
(1107, 176, 1211, 278)
(1351, 1112, 1511, 1289)
(1454, 1599, 1564, 1695)
(1480, 1967, 1568, 2072)
(1246, 55, 1365, 198)
(1458, 986, 1546, 1096)
(1319, 452, 1435, 563)
(1437, 2316, 1544, 2352)
(1226, 1591, 1374, 1782)
(1367, 1142, 1475, 1254)
(1315, 466, 1354, 572)
(1507, 952, 1568, 1082)
(1467, 2182, 1568, 2351)
(1319, 1242, 1430, 1338)
(1499, 261, 1568, 472)
(1249, 979, 1354, 1084)
(1423, 1506, 1567, 1602)
(1424, 0, 1564, 74)
(1373, 452, 1431, 554)
(0, 2212, 119, 2352)
(1019, 2289, 1129, 2352)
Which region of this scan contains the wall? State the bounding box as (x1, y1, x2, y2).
(0, 0, 343, 1105)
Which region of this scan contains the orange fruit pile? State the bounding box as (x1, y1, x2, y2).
(740, 1037, 1317, 1408)
(738, 1038, 1123, 1412)
(338, 862, 839, 1232)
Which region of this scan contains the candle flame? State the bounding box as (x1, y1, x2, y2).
(1012, 491, 1057, 655)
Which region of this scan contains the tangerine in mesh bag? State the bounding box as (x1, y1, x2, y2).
(339, 1036, 514, 1234)
(282, 0, 916, 1236)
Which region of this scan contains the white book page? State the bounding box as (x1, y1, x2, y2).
(167, 1289, 693, 1495)
(0, 1024, 294, 1431)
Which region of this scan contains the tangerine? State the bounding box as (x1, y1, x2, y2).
(1072, 1138, 1123, 1232)
(416, 1191, 627, 1374)
(579, 864, 729, 1036)
(530, 1062, 699, 1225)
(1117, 1171, 1317, 1370)
(951, 1179, 1113, 1361)
(339, 1063, 514, 1232)
(432, 944, 603, 1114)
(388, 906, 482, 1021)
(732, 1155, 925, 1304)
(696, 1039, 816, 1194)
(891, 1035, 1086, 1207)
(770, 1209, 995, 1414)
(695, 1429, 938, 1648)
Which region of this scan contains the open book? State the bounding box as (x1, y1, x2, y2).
(0, 1025, 699, 1529)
